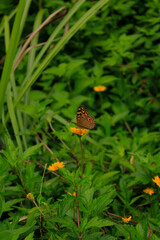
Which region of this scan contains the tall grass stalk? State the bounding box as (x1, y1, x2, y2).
(0, 0, 31, 116)
(14, 0, 109, 107)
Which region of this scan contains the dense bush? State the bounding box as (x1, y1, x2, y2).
(0, 0, 160, 239)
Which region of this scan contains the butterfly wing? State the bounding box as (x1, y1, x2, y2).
(76, 106, 95, 129)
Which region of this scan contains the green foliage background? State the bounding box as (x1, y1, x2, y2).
(0, 0, 160, 239)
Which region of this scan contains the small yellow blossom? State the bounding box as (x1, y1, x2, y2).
(122, 216, 132, 223)
(72, 192, 76, 197)
(130, 155, 134, 165)
(26, 193, 34, 201)
(70, 127, 89, 136)
(143, 188, 154, 196)
(67, 192, 76, 197)
(152, 176, 160, 187)
(48, 162, 64, 171)
(27, 193, 32, 198)
(93, 86, 107, 92)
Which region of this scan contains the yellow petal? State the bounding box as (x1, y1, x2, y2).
(93, 86, 107, 92)
(70, 127, 89, 136)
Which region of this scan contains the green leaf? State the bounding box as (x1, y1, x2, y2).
(100, 75, 118, 84)
(83, 232, 103, 240)
(81, 187, 94, 208)
(24, 232, 34, 240)
(29, 90, 47, 101)
(86, 217, 114, 229)
(26, 208, 40, 227)
(0, 225, 36, 240)
(57, 198, 75, 217)
(111, 111, 129, 124)
(3, 198, 24, 212)
(43, 63, 67, 77)
(0, 196, 4, 218)
(80, 217, 88, 233)
(2, 136, 19, 167)
(93, 172, 119, 189)
(54, 216, 78, 231)
(115, 225, 130, 238)
(21, 143, 43, 161)
(91, 191, 115, 215)
(136, 223, 146, 239)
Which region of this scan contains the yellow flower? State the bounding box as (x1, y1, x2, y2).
(27, 193, 31, 198)
(26, 193, 34, 201)
(93, 85, 107, 92)
(122, 216, 132, 223)
(152, 176, 160, 187)
(67, 192, 76, 197)
(48, 162, 64, 171)
(70, 127, 89, 136)
(72, 192, 76, 197)
(143, 188, 154, 196)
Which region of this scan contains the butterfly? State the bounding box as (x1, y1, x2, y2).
(74, 105, 95, 129)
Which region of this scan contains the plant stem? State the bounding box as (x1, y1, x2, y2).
(40, 163, 47, 195)
(36, 134, 60, 162)
(76, 196, 82, 240)
(32, 199, 45, 217)
(79, 137, 83, 177)
(98, 91, 104, 114)
(49, 121, 70, 150)
(123, 120, 134, 138)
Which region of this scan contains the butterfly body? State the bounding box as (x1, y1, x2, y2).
(75, 106, 95, 129)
